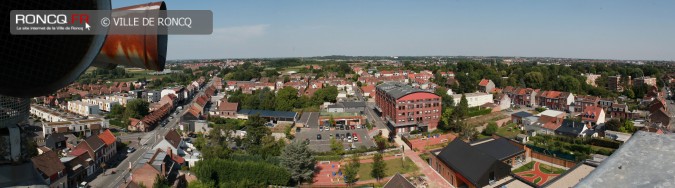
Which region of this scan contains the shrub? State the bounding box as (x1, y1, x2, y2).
(193, 159, 290, 186)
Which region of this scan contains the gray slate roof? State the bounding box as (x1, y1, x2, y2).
(376, 82, 431, 99)
(472, 138, 525, 161)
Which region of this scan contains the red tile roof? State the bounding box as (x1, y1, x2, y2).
(218, 101, 238, 111)
(97, 129, 116, 146)
(478, 79, 490, 86)
(32, 151, 65, 177)
(165, 130, 182, 149)
(581, 106, 604, 122)
(70, 148, 88, 157)
(171, 154, 185, 164)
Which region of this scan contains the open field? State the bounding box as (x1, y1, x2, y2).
(356, 158, 418, 181)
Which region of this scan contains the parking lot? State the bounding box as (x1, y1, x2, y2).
(296, 127, 377, 153)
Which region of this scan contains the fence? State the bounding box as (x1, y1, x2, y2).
(530, 151, 577, 168)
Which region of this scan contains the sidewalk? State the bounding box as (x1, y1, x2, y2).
(404, 150, 454, 188)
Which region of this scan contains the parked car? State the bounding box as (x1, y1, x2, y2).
(319, 126, 323, 131)
(324, 126, 330, 131)
(317, 134, 322, 140)
(127, 147, 136, 153)
(347, 136, 353, 143)
(353, 133, 358, 141)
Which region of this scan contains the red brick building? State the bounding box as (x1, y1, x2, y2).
(375, 82, 441, 134)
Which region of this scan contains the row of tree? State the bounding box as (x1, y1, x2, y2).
(227, 86, 338, 111)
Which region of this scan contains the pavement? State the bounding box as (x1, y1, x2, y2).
(296, 127, 376, 152)
(88, 79, 215, 188)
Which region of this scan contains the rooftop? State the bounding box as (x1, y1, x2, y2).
(237, 109, 297, 119)
(471, 138, 525, 161)
(512, 111, 533, 118)
(577, 131, 675, 188)
(539, 110, 564, 118)
(376, 82, 432, 99)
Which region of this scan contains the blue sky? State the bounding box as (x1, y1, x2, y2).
(114, 0, 675, 60)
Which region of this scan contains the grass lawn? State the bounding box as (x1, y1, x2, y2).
(533, 177, 542, 184)
(496, 123, 522, 139)
(512, 161, 535, 173)
(356, 158, 418, 181)
(539, 163, 566, 174)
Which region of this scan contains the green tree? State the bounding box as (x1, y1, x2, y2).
(108, 104, 125, 119)
(483, 122, 498, 135)
(524, 72, 544, 88)
(276, 87, 299, 111)
(343, 155, 361, 186)
(242, 115, 272, 156)
(124, 99, 150, 119)
(280, 141, 316, 185)
(370, 153, 386, 182)
(153, 174, 170, 188)
(330, 138, 344, 155)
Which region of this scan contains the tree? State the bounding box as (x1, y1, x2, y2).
(343, 155, 361, 186)
(124, 99, 150, 119)
(605, 119, 622, 132)
(370, 153, 386, 182)
(109, 104, 125, 119)
(153, 174, 170, 188)
(242, 115, 272, 156)
(483, 122, 498, 135)
(330, 138, 344, 155)
(276, 87, 299, 111)
(455, 94, 469, 120)
(524, 72, 544, 88)
(280, 141, 316, 185)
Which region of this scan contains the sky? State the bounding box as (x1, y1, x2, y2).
(113, 0, 675, 61)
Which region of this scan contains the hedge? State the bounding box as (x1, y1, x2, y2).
(468, 108, 492, 117)
(193, 159, 290, 186)
(589, 138, 622, 149)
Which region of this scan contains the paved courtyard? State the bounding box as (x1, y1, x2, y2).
(514, 161, 562, 186)
(296, 127, 377, 152)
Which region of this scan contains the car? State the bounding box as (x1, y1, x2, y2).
(127, 147, 136, 153)
(324, 126, 330, 131)
(345, 125, 350, 130)
(353, 133, 359, 141)
(347, 136, 353, 143)
(339, 126, 345, 130)
(356, 125, 362, 129)
(316, 134, 322, 140)
(319, 126, 323, 131)
(350, 125, 355, 129)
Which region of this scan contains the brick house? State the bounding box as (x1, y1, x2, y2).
(429, 138, 525, 188)
(375, 82, 441, 134)
(32, 151, 67, 188)
(478, 79, 495, 93)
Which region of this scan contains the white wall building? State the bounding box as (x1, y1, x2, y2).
(41, 118, 109, 137)
(106, 95, 134, 106)
(67, 101, 100, 116)
(451, 92, 494, 107)
(30, 105, 77, 122)
(82, 98, 119, 112)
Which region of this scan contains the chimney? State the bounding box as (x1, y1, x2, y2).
(167, 147, 173, 159)
(161, 162, 166, 176)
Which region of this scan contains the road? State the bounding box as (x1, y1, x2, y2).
(90, 79, 215, 187)
(352, 85, 388, 130)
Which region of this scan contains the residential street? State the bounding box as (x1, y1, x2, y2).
(89, 79, 214, 187)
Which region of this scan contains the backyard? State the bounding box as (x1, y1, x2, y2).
(356, 158, 418, 181)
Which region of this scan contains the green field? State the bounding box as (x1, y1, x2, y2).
(496, 123, 522, 139)
(356, 158, 418, 181)
(512, 161, 535, 173)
